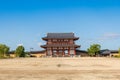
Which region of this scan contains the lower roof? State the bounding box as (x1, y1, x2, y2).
(41, 44, 80, 48)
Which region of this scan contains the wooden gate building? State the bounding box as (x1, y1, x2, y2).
(41, 33, 80, 57)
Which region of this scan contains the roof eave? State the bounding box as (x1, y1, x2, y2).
(42, 37, 48, 41)
(41, 45, 47, 48)
(74, 37, 79, 40)
(42, 37, 79, 40)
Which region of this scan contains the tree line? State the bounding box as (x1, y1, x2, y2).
(87, 44, 120, 57)
(0, 44, 26, 58)
(0, 43, 102, 58)
(87, 44, 101, 56)
(0, 43, 119, 58)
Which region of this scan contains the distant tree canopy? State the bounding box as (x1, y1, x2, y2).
(15, 46, 25, 57)
(0, 44, 10, 58)
(87, 44, 101, 56)
(118, 48, 120, 56)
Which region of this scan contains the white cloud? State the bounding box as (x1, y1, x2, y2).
(17, 43, 23, 46)
(84, 33, 120, 44)
(37, 42, 45, 46)
(85, 39, 102, 44)
(99, 33, 120, 40)
(104, 33, 120, 38)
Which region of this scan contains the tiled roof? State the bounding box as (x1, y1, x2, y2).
(100, 49, 111, 55)
(30, 50, 46, 54)
(110, 50, 118, 53)
(46, 33, 77, 38)
(76, 49, 88, 53)
(47, 33, 74, 38)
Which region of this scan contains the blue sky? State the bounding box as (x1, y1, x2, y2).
(0, 0, 120, 51)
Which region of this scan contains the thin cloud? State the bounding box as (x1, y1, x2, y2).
(104, 33, 120, 38)
(37, 42, 45, 46)
(99, 33, 120, 40)
(84, 33, 120, 44)
(83, 38, 102, 44)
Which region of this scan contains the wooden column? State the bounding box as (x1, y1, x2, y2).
(68, 47, 70, 55)
(47, 48, 52, 56)
(74, 48, 76, 55)
(46, 48, 48, 56)
(57, 47, 59, 56)
(50, 48, 52, 56)
(46, 49, 47, 56)
(62, 49, 64, 57)
(51, 48, 53, 56)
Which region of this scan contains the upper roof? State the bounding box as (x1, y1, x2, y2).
(42, 33, 79, 40)
(47, 33, 74, 38)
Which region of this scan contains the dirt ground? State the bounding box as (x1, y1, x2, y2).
(0, 57, 120, 80)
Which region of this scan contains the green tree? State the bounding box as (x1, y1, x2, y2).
(118, 48, 120, 56)
(0, 44, 10, 58)
(15, 46, 25, 57)
(87, 44, 101, 56)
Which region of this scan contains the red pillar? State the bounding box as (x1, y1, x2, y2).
(51, 48, 53, 56)
(57, 49, 59, 56)
(62, 49, 65, 56)
(74, 48, 76, 55)
(46, 49, 47, 56)
(62, 49, 64, 57)
(50, 48, 52, 56)
(68, 47, 70, 55)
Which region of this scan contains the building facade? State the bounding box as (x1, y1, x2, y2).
(30, 50, 46, 57)
(41, 33, 80, 57)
